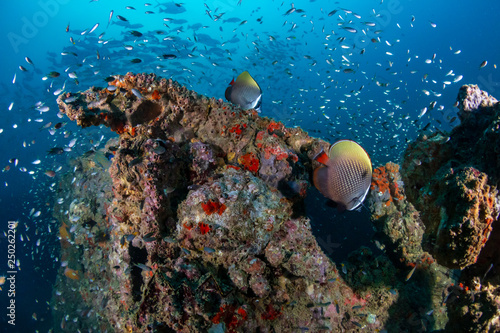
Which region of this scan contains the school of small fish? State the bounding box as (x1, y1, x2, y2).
(0, 1, 498, 325)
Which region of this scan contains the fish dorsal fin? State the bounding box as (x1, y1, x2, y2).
(328, 140, 372, 171)
(236, 71, 260, 90)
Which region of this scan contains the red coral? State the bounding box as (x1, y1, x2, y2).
(264, 145, 289, 161)
(237, 307, 247, 320)
(198, 222, 210, 235)
(256, 130, 265, 148)
(211, 305, 247, 332)
(239, 152, 260, 173)
(261, 303, 282, 320)
(229, 124, 243, 136)
(201, 200, 226, 215)
(267, 121, 282, 134)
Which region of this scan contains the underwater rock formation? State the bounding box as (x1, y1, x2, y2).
(53, 73, 399, 332)
(52, 75, 500, 332)
(401, 84, 500, 332)
(368, 162, 453, 330)
(402, 84, 500, 270)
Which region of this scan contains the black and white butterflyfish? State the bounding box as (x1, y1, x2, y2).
(225, 71, 262, 111)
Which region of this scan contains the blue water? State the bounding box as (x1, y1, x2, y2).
(0, 0, 499, 331)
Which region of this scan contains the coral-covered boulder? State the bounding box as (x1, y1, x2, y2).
(176, 168, 292, 270)
(457, 84, 498, 121)
(402, 85, 500, 269)
(419, 167, 498, 268)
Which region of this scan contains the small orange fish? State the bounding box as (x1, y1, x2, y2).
(64, 267, 79, 280)
(59, 224, 70, 240)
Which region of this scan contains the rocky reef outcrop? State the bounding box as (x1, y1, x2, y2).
(400, 84, 500, 332)
(52, 73, 396, 332)
(51, 75, 500, 333)
(402, 84, 500, 270)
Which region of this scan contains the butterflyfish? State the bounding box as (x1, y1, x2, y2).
(225, 71, 262, 110)
(313, 140, 372, 211)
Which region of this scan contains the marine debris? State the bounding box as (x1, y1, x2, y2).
(52, 75, 500, 332)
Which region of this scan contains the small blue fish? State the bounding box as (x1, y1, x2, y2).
(131, 88, 143, 100)
(134, 263, 152, 271)
(163, 237, 176, 243)
(203, 247, 215, 253)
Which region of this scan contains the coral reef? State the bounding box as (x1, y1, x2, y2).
(369, 162, 425, 265)
(52, 76, 500, 333)
(53, 73, 396, 332)
(400, 84, 500, 332)
(368, 162, 453, 331)
(402, 84, 500, 270)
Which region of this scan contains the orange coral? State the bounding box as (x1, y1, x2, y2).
(371, 167, 390, 193)
(60, 223, 70, 240)
(371, 163, 405, 207)
(151, 90, 160, 100)
(112, 122, 127, 134)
